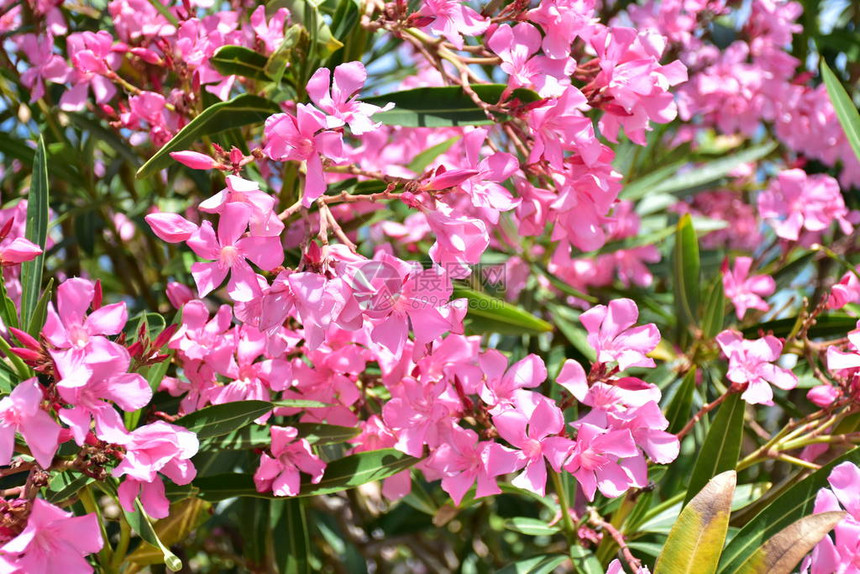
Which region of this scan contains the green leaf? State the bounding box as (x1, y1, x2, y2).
(664, 367, 697, 435)
(266, 25, 309, 86)
(568, 545, 603, 574)
(505, 517, 560, 537)
(684, 393, 745, 506)
(742, 314, 857, 339)
(453, 285, 552, 335)
(821, 60, 860, 162)
(294, 422, 360, 445)
(495, 555, 567, 574)
(210, 45, 271, 81)
(20, 135, 50, 329)
(272, 398, 331, 408)
(732, 511, 845, 574)
(127, 498, 212, 567)
(173, 401, 272, 439)
(673, 214, 701, 330)
(273, 498, 311, 574)
(45, 471, 93, 503)
(186, 449, 420, 500)
(407, 136, 461, 173)
(718, 447, 860, 573)
(702, 278, 726, 339)
(123, 499, 183, 572)
(363, 85, 541, 127)
(655, 471, 736, 574)
(136, 94, 280, 178)
(621, 143, 777, 200)
(26, 278, 53, 336)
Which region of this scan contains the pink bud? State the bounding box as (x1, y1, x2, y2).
(9, 327, 40, 350)
(169, 151, 220, 170)
(422, 166, 479, 191)
(807, 384, 840, 408)
(166, 282, 194, 309)
(145, 212, 198, 243)
(0, 237, 42, 265)
(130, 47, 162, 65)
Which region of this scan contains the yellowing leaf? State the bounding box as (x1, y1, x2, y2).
(655, 470, 736, 574)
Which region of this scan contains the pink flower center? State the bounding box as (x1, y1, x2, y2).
(219, 245, 240, 267)
(67, 324, 90, 349)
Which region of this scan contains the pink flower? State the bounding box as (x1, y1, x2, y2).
(254, 426, 326, 497)
(307, 62, 390, 135)
(61, 30, 120, 112)
(199, 175, 283, 237)
(425, 205, 489, 276)
(479, 351, 547, 410)
(251, 5, 291, 54)
(580, 298, 661, 370)
(170, 150, 220, 170)
(263, 105, 345, 206)
(715, 330, 798, 405)
(828, 269, 860, 310)
(826, 320, 860, 374)
(0, 499, 103, 574)
(114, 421, 199, 519)
(145, 212, 198, 243)
(722, 256, 775, 319)
(0, 238, 42, 266)
(415, 0, 489, 49)
(186, 203, 283, 300)
(424, 427, 521, 505)
(0, 379, 61, 469)
(488, 23, 574, 97)
(563, 423, 641, 500)
(804, 462, 860, 574)
(14, 33, 70, 102)
(758, 170, 852, 241)
(492, 399, 574, 497)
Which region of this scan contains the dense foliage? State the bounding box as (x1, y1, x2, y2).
(0, 0, 859, 572)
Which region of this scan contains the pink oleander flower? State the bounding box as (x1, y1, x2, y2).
(43, 278, 128, 388)
(383, 377, 459, 457)
(829, 268, 860, 310)
(0, 499, 103, 574)
(186, 203, 283, 300)
(61, 30, 120, 112)
(803, 462, 860, 574)
(414, 0, 489, 49)
(0, 378, 61, 469)
(563, 423, 641, 500)
(528, 0, 598, 59)
(114, 421, 200, 519)
(254, 426, 326, 497)
(722, 256, 775, 319)
(758, 169, 852, 241)
(479, 351, 547, 411)
(488, 23, 574, 97)
(826, 320, 860, 374)
(307, 61, 391, 135)
(492, 399, 575, 497)
(250, 5, 291, 54)
(349, 254, 454, 356)
(424, 427, 521, 506)
(199, 175, 283, 237)
(14, 33, 70, 102)
(56, 350, 151, 445)
(425, 204, 489, 276)
(580, 298, 661, 370)
(526, 86, 600, 169)
(263, 105, 345, 206)
(716, 330, 798, 405)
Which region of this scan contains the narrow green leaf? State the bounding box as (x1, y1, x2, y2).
(266, 25, 309, 86)
(210, 45, 271, 81)
(821, 60, 860, 162)
(674, 214, 701, 330)
(20, 136, 49, 329)
(569, 545, 603, 574)
(127, 498, 212, 567)
(274, 498, 311, 574)
(45, 471, 93, 503)
(453, 285, 552, 335)
(684, 393, 745, 506)
(665, 367, 697, 434)
(173, 401, 272, 439)
(363, 85, 541, 127)
(294, 422, 360, 445)
(718, 447, 860, 573)
(702, 278, 726, 339)
(505, 517, 560, 536)
(187, 449, 420, 500)
(495, 555, 567, 574)
(407, 136, 461, 173)
(272, 398, 331, 408)
(136, 94, 280, 178)
(622, 143, 777, 200)
(742, 315, 857, 339)
(655, 471, 736, 574)
(26, 278, 53, 337)
(123, 499, 183, 572)
(733, 511, 845, 574)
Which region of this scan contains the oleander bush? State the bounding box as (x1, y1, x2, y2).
(0, 0, 859, 572)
